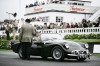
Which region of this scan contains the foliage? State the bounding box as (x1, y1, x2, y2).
(0, 35, 19, 40)
(0, 35, 19, 49)
(64, 34, 100, 39)
(0, 40, 10, 49)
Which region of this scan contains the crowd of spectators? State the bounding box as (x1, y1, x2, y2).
(25, 0, 64, 8)
(0, 23, 5, 30)
(33, 19, 100, 30)
(0, 19, 100, 31)
(0, 20, 18, 31)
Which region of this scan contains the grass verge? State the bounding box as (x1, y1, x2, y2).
(0, 49, 11, 52)
(66, 39, 100, 42)
(92, 54, 100, 57)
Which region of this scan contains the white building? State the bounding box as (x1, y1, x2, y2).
(24, 0, 100, 26)
(1, 0, 100, 36)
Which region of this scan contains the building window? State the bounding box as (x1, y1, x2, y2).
(42, 16, 49, 22)
(72, 3, 77, 5)
(32, 17, 36, 21)
(68, 2, 71, 5)
(56, 16, 63, 22)
(78, 3, 84, 6)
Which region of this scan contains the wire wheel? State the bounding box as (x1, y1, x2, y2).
(52, 46, 64, 61)
(18, 46, 23, 59)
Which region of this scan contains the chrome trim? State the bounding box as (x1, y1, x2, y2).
(67, 54, 90, 58)
(67, 54, 78, 56)
(67, 50, 91, 59)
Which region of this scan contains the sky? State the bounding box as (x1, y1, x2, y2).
(0, 0, 100, 21)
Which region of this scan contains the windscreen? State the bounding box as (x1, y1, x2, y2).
(41, 34, 62, 41)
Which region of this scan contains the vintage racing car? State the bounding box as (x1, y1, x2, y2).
(10, 34, 91, 61)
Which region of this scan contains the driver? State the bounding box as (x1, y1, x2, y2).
(33, 31, 41, 42)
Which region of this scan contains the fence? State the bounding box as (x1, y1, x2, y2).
(0, 27, 100, 37)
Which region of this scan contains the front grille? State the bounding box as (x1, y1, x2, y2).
(79, 51, 87, 54)
(72, 50, 87, 55)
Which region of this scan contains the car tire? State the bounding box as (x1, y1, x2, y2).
(52, 46, 64, 61)
(18, 46, 24, 59)
(76, 58, 86, 61)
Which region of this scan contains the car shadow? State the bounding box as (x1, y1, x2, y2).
(13, 56, 90, 63)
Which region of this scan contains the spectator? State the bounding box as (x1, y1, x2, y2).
(87, 20, 92, 27)
(71, 22, 74, 28)
(47, 0, 50, 4)
(54, 23, 59, 29)
(66, 23, 71, 28)
(98, 17, 100, 24)
(34, 25, 37, 30)
(12, 20, 18, 40)
(52, 0, 59, 3)
(42, 1, 45, 5)
(34, 1, 38, 6)
(26, 5, 28, 8)
(50, 0, 53, 3)
(63, 22, 67, 29)
(59, 23, 63, 29)
(29, 4, 33, 7)
(78, 22, 83, 28)
(93, 22, 99, 27)
(43, 23, 48, 29)
(39, 25, 43, 29)
(83, 22, 88, 28)
(74, 23, 78, 28)
(82, 19, 87, 24)
(5, 23, 12, 40)
(0, 24, 1, 30)
(0, 24, 5, 30)
(38, 2, 41, 6)
(48, 23, 54, 29)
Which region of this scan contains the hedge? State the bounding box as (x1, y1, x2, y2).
(0, 40, 10, 49)
(0, 35, 19, 40)
(0, 34, 100, 49)
(64, 34, 100, 39)
(0, 35, 19, 49)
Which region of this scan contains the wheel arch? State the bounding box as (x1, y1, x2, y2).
(51, 45, 65, 61)
(50, 44, 65, 56)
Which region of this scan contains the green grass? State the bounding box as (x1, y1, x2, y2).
(92, 54, 100, 57)
(66, 39, 100, 42)
(0, 49, 11, 52)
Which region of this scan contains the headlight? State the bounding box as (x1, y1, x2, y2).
(65, 44, 69, 49)
(85, 44, 89, 49)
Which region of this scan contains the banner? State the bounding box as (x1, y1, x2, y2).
(25, 4, 99, 15)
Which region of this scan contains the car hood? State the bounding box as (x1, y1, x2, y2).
(46, 39, 81, 47)
(45, 39, 85, 51)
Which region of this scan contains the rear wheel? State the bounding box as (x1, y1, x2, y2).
(52, 46, 64, 61)
(18, 46, 24, 59)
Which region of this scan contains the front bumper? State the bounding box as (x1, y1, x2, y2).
(67, 50, 91, 59)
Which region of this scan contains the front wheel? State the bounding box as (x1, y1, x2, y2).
(52, 46, 65, 61)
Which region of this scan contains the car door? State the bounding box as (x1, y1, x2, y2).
(31, 41, 44, 56)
